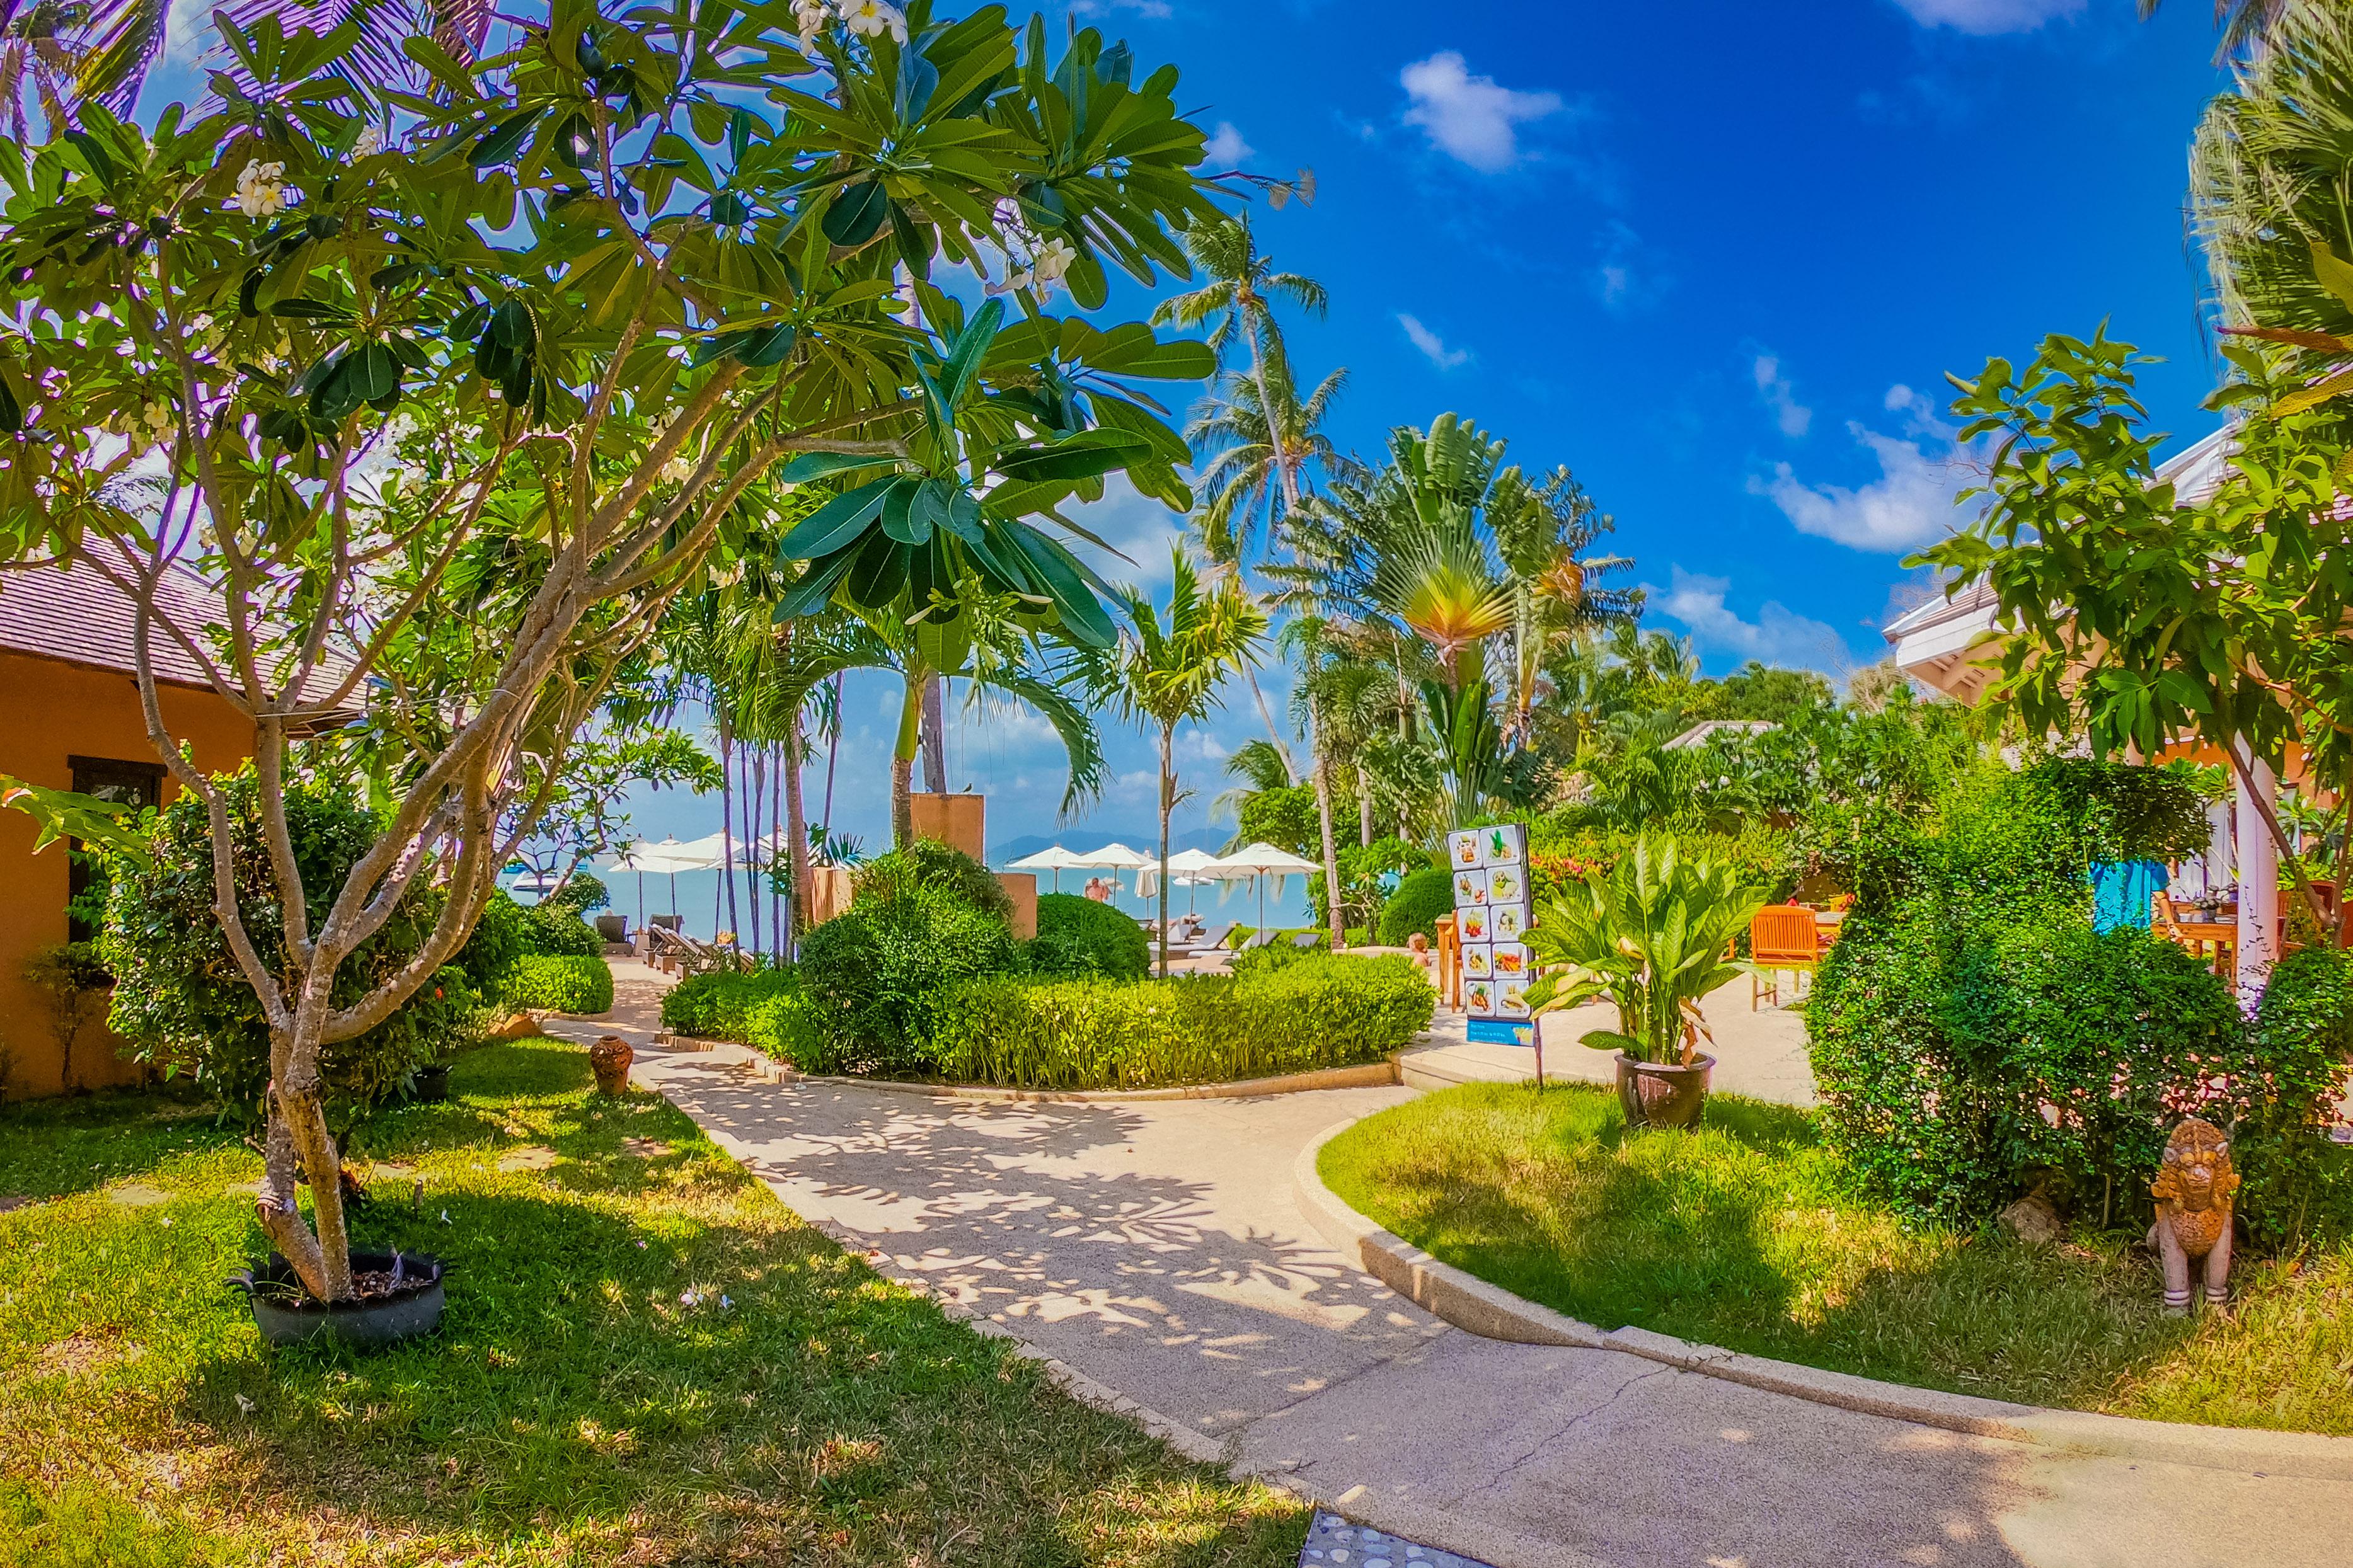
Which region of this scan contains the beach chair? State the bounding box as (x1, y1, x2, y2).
(1288, 931, 1324, 951)
(1187, 922, 1236, 954)
(1240, 929, 1281, 951)
(1751, 905, 1822, 1009)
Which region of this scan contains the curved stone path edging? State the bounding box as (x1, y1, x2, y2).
(1292, 1118, 2353, 1484)
(656, 1034, 1401, 1102)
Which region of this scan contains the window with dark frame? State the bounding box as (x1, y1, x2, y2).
(66, 755, 165, 942)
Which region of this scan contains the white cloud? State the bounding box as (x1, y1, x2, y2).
(1888, 0, 2083, 35)
(1398, 313, 1471, 370)
(1198, 122, 1254, 168)
(1399, 52, 1563, 173)
(166, 0, 216, 62)
(1071, 0, 1173, 17)
(1653, 567, 1850, 671)
(1753, 355, 1812, 438)
(1752, 418, 1974, 554)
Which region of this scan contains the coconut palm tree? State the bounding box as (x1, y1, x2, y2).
(1154, 212, 1328, 542)
(2141, 0, 2290, 61)
(0, 0, 160, 141)
(1081, 547, 1267, 975)
(1186, 355, 1351, 571)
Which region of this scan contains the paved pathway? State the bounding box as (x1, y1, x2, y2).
(546, 970, 2351, 1568)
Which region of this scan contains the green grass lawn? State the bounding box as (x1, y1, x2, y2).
(0, 1039, 1305, 1567)
(1320, 1081, 2353, 1434)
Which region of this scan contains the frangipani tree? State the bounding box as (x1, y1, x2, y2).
(0, 0, 1221, 1302)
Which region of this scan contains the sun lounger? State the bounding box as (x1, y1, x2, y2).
(1288, 931, 1324, 951)
(1180, 922, 1234, 954)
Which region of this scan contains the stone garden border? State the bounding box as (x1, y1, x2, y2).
(1292, 1119, 2353, 1482)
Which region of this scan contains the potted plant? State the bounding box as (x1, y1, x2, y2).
(1524, 833, 1766, 1128)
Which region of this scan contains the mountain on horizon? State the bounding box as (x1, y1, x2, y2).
(988, 826, 1230, 867)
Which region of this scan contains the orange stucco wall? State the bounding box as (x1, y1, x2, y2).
(0, 650, 253, 1098)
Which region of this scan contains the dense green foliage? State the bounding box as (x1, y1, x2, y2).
(933, 954, 1436, 1090)
(1810, 759, 2350, 1239)
(798, 884, 1023, 1076)
(1028, 892, 1151, 979)
(522, 901, 607, 958)
(658, 967, 819, 1065)
(453, 891, 530, 1005)
(1376, 865, 1456, 946)
(542, 872, 611, 915)
(100, 772, 477, 1120)
(1323, 1082, 2353, 1433)
(0, 1042, 1308, 1562)
(854, 840, 1014, 925)
(500, 956, 615, 1017)
(1233, 785, 1324, 859)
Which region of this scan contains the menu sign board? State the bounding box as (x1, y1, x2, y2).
(1449, 823, 1535, 1045)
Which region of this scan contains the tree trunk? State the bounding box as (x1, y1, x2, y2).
(921, 673, 948, 794)
(771, 738, 785, 956)
(1311, 711, 1344, 949)
(892, 672, 922, 849)
(1358, 762, 1374, 847)
(719, 726, 739, 944)
(820, 670, 845, 837)
(744, 743, 764, 959)
(785, 723, 809, 951)
(1159, 725, 1174, 978)
(256, 1055, 353, 1301)
(1243, 664, 1296, 784)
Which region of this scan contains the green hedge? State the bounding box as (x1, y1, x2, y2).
(657, 968, 822, 1068)
(798, 883, 1021, 1075)
(502, 955, 614, 1016)
(1377, 866, 1454, 946)
(522, 903, 604, 958)
(932, 953, 1437, 1091)
(1030, 892, 1150, 979)
(1809, 758, 2353, 1245)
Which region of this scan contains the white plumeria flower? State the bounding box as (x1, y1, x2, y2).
(661, 453, 695, 483)
(1031, 236, 1078, 283)
(234, 159, 288, 218)
(794, 0, 833, 43)
(353, 125, 384, 158)
(841, 0, 906, 42)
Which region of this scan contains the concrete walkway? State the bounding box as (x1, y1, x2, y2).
(545, 971, 2351, 1568)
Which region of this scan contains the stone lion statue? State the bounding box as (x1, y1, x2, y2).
(2148, 1118, 2238, 1315)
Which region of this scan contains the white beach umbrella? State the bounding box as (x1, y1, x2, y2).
(602, 835, 721, 930)
(1216, 842, 1324, 931)
(1161, 847, 1233, 913)
(1006, 843, 1091, 893)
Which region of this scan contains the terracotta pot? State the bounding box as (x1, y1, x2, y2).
(589, 1034, 635, 1097)
(1616, 1051, 1713, 1130)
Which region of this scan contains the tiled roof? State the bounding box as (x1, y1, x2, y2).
(0, 553, 224, 690)
(0, 551, 358, 724)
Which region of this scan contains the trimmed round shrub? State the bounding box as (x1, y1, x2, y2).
(853, 840, 1013, 924)
(1377, 866, 1454, 946)
(542, 871, 610, 914)
(1029, 892, 1149, 980)
(455, 890, 529, 1003)
(522, 901, 604, 957)
(101, 768, 475, 1122)
(502, 954, 614, 1016)
(1809, 756, 2351, 1244)
(797, 883, 1021, 1075)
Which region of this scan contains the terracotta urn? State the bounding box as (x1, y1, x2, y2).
(589, 1034, 635, 1097)
(1616, 1052, 1713, 1130)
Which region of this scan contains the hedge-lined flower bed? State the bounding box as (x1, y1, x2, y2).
(930, 953, 1436, 1090)
(501, 954, 614, 1016)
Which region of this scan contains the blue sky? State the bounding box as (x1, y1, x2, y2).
(767, 0, 2240, 861)
(145, 0, 2245, 871)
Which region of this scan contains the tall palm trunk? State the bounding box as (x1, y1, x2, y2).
(770, 738, 785, 954)
(1158, 724, 1175, 978)
(718, 717, 737, 942)
(921, 674, 948, 793)
(1311, 709, 1343, 949)
(785, 723, 809, 951)
(892, 670, 923, 849)
(820, 671, 844, 834)
(1357, 762, 1374, 847)
(745, 744, 764, 958)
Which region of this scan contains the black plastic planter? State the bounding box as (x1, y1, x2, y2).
(231, 1251, 447, 1348)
